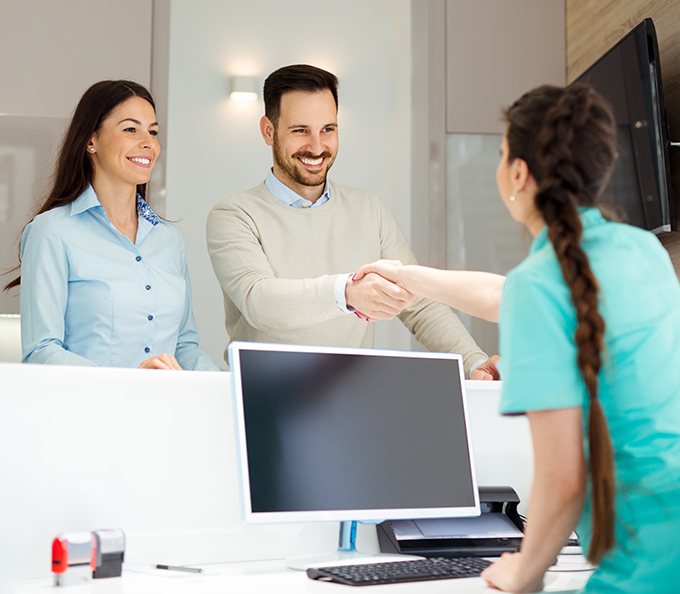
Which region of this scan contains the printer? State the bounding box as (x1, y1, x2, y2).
(377, 486, 524, 558)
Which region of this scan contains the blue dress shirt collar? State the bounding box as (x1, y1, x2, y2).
(136, 195, 161, 226)
(70, 184, 101, 216)
(265, 168, 331, 208)
(70, 185, 160, 227)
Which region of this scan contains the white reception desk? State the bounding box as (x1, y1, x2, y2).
(0, 363, 587, 593)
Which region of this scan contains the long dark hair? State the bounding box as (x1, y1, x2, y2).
(4, 80, 156, 291)
(504, 83, 617, 564)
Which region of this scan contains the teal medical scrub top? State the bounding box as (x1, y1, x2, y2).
(499, 208, 680, 594)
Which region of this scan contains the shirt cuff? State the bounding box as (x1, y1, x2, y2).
(467, 357, 487, 376)
(334, 273, 354, 313)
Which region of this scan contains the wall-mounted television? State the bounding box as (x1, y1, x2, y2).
(576, 18, 675, 233)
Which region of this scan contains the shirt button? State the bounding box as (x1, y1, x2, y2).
(135, 256, 142, 262)
(145, 284, 151, 291)
(144, 347, 150, 353)
(147, 314, 154, 321)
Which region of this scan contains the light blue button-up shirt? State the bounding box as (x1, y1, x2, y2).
(19, 185, 217, 370)
(264, 169, 351, 311)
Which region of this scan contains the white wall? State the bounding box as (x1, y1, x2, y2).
(164, 0, 413, 367)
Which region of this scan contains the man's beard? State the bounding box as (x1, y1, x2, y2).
(272, 137, 335, 188)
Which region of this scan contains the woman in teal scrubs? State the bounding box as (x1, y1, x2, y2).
(355, 84, 680, 593)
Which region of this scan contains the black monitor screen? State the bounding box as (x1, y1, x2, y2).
(230, 345, 478, 520)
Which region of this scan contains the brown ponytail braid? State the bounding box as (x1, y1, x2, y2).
(505, 84, 618, 564)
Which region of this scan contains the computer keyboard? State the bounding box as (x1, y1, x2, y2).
(306, 556, 492, 586)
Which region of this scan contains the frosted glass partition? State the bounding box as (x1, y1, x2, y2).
(446, 133, 532, 355)
(0, 116, 67, 314)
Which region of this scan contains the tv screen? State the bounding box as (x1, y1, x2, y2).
(576, 18, 675, 233)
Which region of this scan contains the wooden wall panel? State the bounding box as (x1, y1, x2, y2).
(567, 0, 680, 271)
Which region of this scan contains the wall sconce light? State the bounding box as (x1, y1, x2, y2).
(229, 76, 259, 102)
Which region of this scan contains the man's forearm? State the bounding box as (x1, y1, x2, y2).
(234, 275, 346, 331)
(398, 298, 487, 377)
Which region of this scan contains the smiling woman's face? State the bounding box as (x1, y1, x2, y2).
(88, 96, 160, 189)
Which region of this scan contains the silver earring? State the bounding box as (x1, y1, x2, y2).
(509, 191, 517, 202)
(88, 147, 95, 153)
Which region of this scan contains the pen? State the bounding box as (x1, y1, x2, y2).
(155, 564, 203, 574)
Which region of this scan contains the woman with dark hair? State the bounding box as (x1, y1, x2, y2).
(356, 83, 680, 592)
(6, 80, 217, 370)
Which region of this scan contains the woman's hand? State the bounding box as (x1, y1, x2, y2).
(481, 552, 544, 593)
(138, 353, 183, 370)
(354, 260, 406, 287)
(354, 261, 504, 322)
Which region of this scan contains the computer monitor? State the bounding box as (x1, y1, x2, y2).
(228, 342, 480, 536)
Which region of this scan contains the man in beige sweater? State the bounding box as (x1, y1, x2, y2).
(207, 64, 499, 379)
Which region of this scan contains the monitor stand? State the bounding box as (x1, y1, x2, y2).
(286, 521, 373, 571)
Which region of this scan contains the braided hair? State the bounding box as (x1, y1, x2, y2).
(504, 84, 618, 564)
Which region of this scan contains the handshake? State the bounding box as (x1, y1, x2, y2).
(345, 260, 414, 321)
(345, 259, 503, 381)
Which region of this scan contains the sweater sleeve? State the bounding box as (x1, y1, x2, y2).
(206, 199, 345, 332)
(376, 201, 488, 376)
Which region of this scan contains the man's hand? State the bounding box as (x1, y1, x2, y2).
(469, 355, 501, 380)
(138, 353, 183, 370)
(345, 272, 414, 320)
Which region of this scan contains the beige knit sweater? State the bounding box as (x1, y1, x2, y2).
(206, 182, 487, 375)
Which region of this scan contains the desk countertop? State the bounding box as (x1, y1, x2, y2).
(17, 557, 591, 594)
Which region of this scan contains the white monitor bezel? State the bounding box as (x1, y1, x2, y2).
(228, 341, 481, 524)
